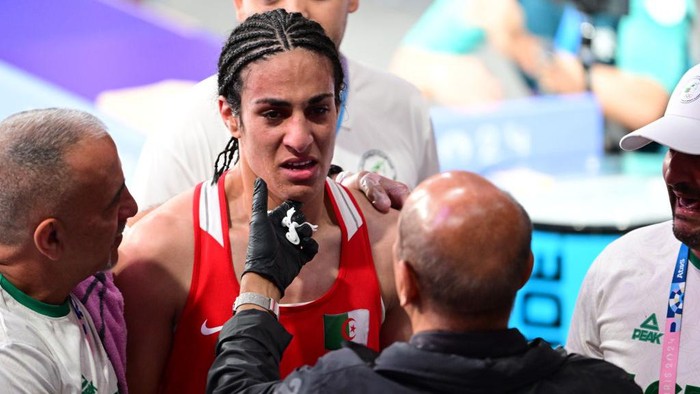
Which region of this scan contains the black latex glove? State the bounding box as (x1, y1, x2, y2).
(243, 178, 319, 297)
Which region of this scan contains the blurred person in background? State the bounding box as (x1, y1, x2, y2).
(537, 0, 697, 151)
(390, 0, 555, 105)
(391, 0, 697, 152)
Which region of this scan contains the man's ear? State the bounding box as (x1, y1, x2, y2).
(395, 259, 419, 308)
(518, 251, 534, 290)
(33, 218, 64, 261)
(218, 96, 241, 139)
(348, 0, 360, 13)
(232, 0, 248, 22)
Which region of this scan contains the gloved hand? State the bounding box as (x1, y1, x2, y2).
(243, 178, 319, 297)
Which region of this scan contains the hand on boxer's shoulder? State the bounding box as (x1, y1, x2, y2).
(337, 170, 409, 212)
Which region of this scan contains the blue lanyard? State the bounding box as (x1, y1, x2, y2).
(659, 243, 690, 393)
(335, 88, 347, 134)
(335, 56, 348, 135)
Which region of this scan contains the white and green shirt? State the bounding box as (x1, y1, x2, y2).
(567, 221, 700, 393)
(0, 274, 118, 393)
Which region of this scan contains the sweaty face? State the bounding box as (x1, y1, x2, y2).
(63, 136, 138, 275)
(234, 0, 358, 47)
(233, 49, 337, 204)
(664, 149, 700, 248)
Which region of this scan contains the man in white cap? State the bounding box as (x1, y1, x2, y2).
(567, 63, 700, 393)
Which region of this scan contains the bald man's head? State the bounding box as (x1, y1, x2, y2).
(397, 171, 532, 320)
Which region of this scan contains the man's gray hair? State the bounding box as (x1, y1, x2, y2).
(0, 108, 108, 245)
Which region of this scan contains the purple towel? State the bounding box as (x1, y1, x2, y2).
(73, 272, 128, 394)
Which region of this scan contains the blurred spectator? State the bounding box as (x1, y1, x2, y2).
(391, 0, 697, 152)
(537, 0, 696, 151)
(390, 0, 538, 105)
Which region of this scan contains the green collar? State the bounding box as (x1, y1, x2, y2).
(690, 250, 700, 271)
(0, 274, 70, 317)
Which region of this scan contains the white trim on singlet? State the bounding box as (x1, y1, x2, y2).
(199, 180, 225, 247)
(198, 177, 384, 320)
(200, 178, 362, 247)
(326, 179, 363, 241)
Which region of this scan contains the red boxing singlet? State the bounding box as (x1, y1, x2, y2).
(160, 174, 383, 393)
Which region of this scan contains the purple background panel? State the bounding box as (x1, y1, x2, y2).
(0, 0, 223, 101)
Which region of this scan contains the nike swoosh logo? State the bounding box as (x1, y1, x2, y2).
(200, 320, 224, 336)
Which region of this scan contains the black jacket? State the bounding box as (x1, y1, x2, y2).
(207, 310, 641, 394)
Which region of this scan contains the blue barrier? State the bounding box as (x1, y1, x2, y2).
(432, 93, 604, 175)
(501, 171, 670, 345)
(512, 230, 619, 345)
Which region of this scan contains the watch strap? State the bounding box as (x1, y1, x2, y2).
(233, 292, 279, 319)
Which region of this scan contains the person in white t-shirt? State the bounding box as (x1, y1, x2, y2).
(0, 108, 138, 393)
(567, 63, 700, 392)
(131, 0, 439, 212)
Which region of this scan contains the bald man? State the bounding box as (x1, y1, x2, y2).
(206, 171, 641, 393)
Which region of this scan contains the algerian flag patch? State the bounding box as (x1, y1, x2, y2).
(323, 309, 369, 350)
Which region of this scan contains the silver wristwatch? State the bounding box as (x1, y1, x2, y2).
(233, 292, 280, 319)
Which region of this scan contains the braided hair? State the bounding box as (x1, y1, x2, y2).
(212, 8, 345, 184)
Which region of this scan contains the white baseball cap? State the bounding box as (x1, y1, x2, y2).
(620, 63, 700, 154)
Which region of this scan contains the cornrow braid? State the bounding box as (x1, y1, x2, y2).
(212, 8, 345, 183)
(212, 136, 239, 185)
